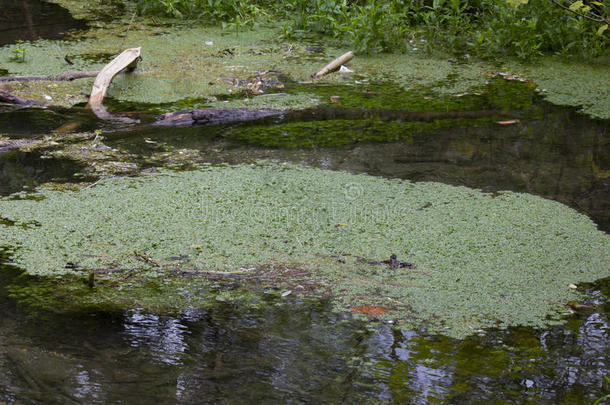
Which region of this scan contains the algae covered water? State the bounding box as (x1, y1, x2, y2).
(0, 98, 608, 402)
(0, 0, 609, 402)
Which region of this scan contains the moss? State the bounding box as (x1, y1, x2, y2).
(225, 118, 491, 148)
(1, 162, 608, 338)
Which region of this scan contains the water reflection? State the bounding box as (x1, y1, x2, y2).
(123, 310, 189, 365)
(0, 150, 90, 196)
(0, 275, 608, 403)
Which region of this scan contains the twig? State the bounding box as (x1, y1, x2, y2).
(549, 0, 609, 23)
(119, 10, 138, 51)
(341, 274, 425, 289)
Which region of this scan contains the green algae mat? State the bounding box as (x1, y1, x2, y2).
(1, 162, 609, 338)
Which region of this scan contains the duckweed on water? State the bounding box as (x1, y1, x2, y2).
(1, 162, 609, 338)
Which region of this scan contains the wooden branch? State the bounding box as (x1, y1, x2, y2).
(0, 89, 45, 106)
(88, 47, 141, 121)
(312, 51, 355, 79)
(0, 70, 144, 83)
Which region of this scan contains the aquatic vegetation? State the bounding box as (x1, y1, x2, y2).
(1, 162, 608, 338)
(0, 19, 607, 117)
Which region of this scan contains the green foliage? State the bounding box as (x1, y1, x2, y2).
(132, 0, 608, 60)
(593, 375, 610, 405)
(136, 0, 265, 29)
(9, 42, 27, 63)
(475, 0, 608, 60)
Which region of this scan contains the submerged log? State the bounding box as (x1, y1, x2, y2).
(0, 70, 144, 82)
(153, 107, 506, 127)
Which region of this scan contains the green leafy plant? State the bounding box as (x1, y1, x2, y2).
(133, 0, 609, 60)
(136, 0, 264, 28)
(9, 42, 27, 63)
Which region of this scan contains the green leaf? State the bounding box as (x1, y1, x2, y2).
(569, 0, 584, 11)
(597, 24, 608, 36)
(505, 0, 528, 7)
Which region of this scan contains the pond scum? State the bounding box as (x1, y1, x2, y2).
(1, 162, 609, 338)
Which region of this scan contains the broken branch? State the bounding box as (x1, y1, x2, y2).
(312, 51, 354, 79)
(0, 70, 144, 83)
(88, 47, 141, 122)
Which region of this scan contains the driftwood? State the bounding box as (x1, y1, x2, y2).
(88, 47, 141, 122)
(312, 51, 355, 79)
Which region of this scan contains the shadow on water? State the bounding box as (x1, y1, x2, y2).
(0, 0, 87, 47)
(0, 149, 91, 195)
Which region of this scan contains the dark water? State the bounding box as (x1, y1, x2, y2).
(0, 264, 608, 404)
(0, 0, 87, 46)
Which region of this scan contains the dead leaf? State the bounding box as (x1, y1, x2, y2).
(350, 305, 388, 316)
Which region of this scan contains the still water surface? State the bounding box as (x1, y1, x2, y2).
(0, 0, 608, 401)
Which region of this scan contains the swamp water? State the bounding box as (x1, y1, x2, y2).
(0, 81, 608, 403)
(0, 1, 609, 401)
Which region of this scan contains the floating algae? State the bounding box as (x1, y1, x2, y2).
(0, 162, 608, 338)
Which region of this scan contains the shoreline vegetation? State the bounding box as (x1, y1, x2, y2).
(0, 0, 607, 118)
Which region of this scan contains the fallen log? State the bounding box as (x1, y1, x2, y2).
(0, 69, 145, 82)
(0, 89, 45, 106)
(312, 51, 355, 79)
(154, 108, 286, 126)
(88, 47, 141, 122)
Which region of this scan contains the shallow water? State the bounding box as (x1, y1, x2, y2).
(0, 1, 609, 402)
